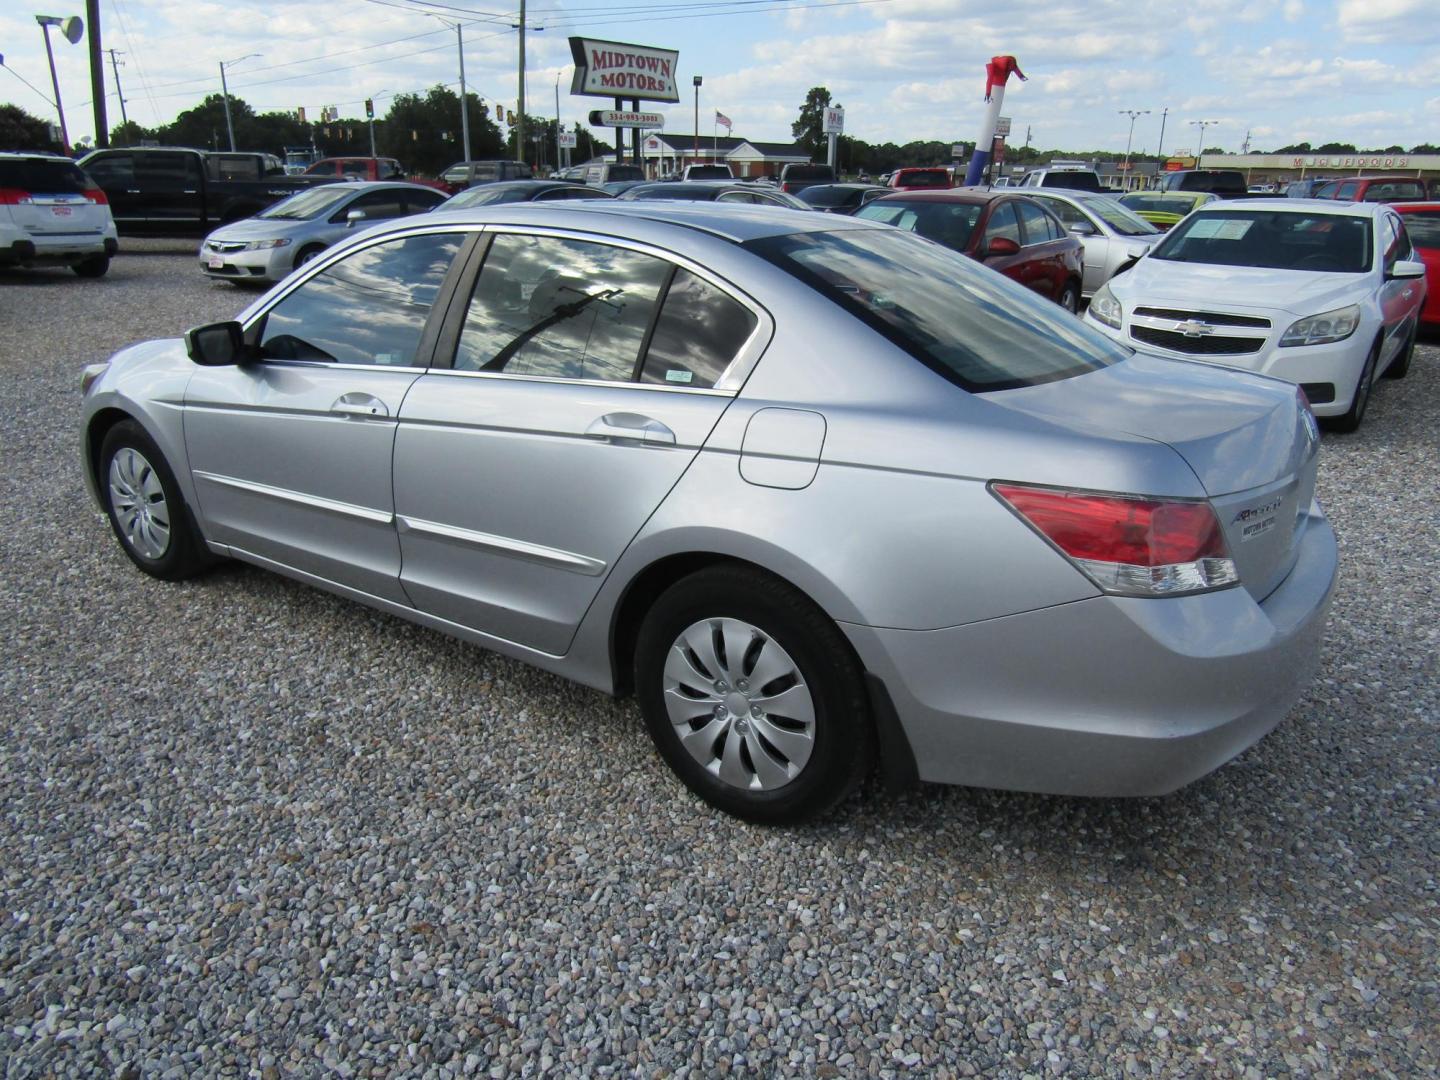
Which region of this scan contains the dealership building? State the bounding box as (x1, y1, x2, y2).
(633, 134, 810, 178)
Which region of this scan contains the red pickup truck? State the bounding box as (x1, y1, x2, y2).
(1313, 175, 1429, 203)
(303, 157, 448, 193)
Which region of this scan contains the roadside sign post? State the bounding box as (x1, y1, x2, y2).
(823, 106, 844, 170)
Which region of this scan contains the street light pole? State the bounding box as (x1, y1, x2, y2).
(219, 52, 260, 152)
(555, 71, 562, 170)
(35, 14, 83, 152)
(1118, 108, 1149, 189)
(1156, 106, 1169, 159)
(693, 75, 701, 167)
(1190, 119, 1219, 169)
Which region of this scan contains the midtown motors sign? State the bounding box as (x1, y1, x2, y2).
(570, 37, 681, 102)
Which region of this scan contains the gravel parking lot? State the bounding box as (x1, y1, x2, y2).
(1, 244, 1437, 1079)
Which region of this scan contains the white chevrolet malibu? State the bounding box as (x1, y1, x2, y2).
(1085, 200, 1427, 431)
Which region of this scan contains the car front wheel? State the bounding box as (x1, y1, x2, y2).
(99, 420, 211, 580)
(1326, 338, 1379, 433)
(634, 565, 874, 824)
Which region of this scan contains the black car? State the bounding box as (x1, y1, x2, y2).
(438, 180, 616, 210)
(796, 183, 892, 215)
(617, 181, 810, 209)
(778, 162, 837, 194)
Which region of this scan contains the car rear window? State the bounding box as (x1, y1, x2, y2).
(855, 200, 982, 251)
(784, 165, 835, 182)
(606, 165, 645, 181)
(748, 228, 1127, 393)
(687, 166, 733, 179)
(897, 170, 949, 186)
(799, 186, 862, 208)
(1400, 210, 1440, 249)
(1363, 181, 1425, 202)
(0, 159, 92, 193)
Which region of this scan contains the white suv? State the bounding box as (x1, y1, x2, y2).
(1085, 200, 1426, 432)
(0, 152, 118, 277)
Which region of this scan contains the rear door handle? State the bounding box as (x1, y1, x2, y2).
(585, 412, 675, 446)
(330, 392, 389, 419)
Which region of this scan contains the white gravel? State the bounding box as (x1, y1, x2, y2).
(1, 247, 1437, 1078)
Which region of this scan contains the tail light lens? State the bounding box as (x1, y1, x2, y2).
(992, 482, 1238, 597)
(0, 188, 34, 205)
(83, 185, 109, 205)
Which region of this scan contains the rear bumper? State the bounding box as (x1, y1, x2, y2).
(1, 234, 115, 266)
(842, 504, 1338, 797)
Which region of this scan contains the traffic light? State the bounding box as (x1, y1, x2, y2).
(365, 99, 374, 120)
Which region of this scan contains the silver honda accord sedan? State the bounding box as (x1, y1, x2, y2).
(80, 202, 1338, 823)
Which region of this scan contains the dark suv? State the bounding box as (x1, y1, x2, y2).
(779, 163, 837, 194)
(438, 160, 533, 193)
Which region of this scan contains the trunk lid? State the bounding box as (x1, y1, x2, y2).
(993, 352, 1319, 600)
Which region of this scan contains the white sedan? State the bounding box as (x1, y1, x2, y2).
(1085, 200, 1427, 431)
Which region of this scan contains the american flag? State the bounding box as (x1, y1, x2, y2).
(715, 111, 732, 131)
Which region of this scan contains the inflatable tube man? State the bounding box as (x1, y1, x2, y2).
(963, 55, 1026, 187)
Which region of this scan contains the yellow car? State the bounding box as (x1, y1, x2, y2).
(1117, 191, 1219, 231)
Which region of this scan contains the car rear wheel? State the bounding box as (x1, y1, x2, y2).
(1327, 338, 1379, 433)
(99, 421, 211, 580)
(72, 255, 109, 278)
(634, 565, 873, 824)
(1058, 281, 1080, 314)
(1382, 326, 1415, 380)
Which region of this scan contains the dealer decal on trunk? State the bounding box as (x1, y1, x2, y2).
(1232, 496, 1286, 541)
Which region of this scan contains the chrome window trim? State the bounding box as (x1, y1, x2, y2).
(396, 515, 606, 576)
(193, 470, 393, 524)
(440, 222, 775, 394)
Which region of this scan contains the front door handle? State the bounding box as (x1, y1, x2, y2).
(585, 412, 675, 446)
(330, 392, 389, 419)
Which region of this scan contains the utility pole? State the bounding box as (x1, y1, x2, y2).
(86, 0, 108, 147)
(555, 71, 562, 170)
(515, 0, 526, 163)
(219, 53, 261, 152)
(106, 49, 127, 133)
(1241, 129, 1252, 154)
(1024, 124, 1032, 151)
(456, 24, 471, 164)
(1156, 107, 1169, 159)
(693, 75, 701, 166)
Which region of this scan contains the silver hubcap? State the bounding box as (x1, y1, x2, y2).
(108, 447, 171, 560)
(663, 617, 816, 792)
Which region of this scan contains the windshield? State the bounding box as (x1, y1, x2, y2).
(257, 186, 353, 220)
(1151, 209, 1374, 272)
(799, 186, 862, 208)
(855, 200, 983, 252)
(896, 170, 949, 186)
(1120, 194, 1202, 217)
(1079, 196, 1158, 235)
(747, 227, 1129, 392)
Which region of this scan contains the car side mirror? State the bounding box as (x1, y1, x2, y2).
(1388, 259, 1426, 280)
(985, 236, 1021, 258)
(346, 209, 366, 227)
(1068, 221, 1098, 237)
(184, 320, 246, 366)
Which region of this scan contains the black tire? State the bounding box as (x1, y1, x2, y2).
(1382, 326, 1415, 380)
(1325, 337, 1379, 434)
(1058, 281, 1080, 314)
(293, 245, 326, 270)
(72, 255, 109, 278)
(98, 420, 212, 581)
(634, 565, 874, 824)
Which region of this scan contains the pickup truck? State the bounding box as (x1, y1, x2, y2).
(1019, 169, 1118, 193)
(78, 147, 330, 235)
(1153, 170, 1263, 197)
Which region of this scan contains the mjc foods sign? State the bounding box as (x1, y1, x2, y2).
(570, 37, 681, 102)
(1295, 154, 1409, 168)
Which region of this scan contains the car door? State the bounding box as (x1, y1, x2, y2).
(1376, 212, 1422, 366)
(82, 151, 142, 229)
(184, 229, 469, 603)
(1017, 200, 1069, 300)
(392, 229, 764, 655)
(135, 151, 204, 231)
(976, 200, 1027, 286)
(1036, 196, 1107, 294)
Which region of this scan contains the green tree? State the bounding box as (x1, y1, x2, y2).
(380, 85, 504, 174)
(110, 119, 157, 147)
(0, 103, 60, 153)
(791, 87, 833, 162)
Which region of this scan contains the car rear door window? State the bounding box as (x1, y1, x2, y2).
(1400, 211, 1440, 249)
(259, 232, 463, 366)
(137, 152, 202, 187)
(640, 270, 757, 389)
(986, 201, 1022, 245)
(454, 234, 670, 382)
(82, 153, 134, 188)
(1336, 181, 1358, 200)
(1015, 200, 1054, 245)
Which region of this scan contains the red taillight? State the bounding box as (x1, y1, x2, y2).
(992, 483, 1237, 596)
(0, 188, 33, 205)
(83, 186, 108, 205)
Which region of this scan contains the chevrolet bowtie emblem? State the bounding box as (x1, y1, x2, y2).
(1175, 319, 1215, 338)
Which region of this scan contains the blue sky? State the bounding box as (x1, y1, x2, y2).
(2, 0, 1435, 153)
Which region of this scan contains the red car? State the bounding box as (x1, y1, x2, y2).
(856, 189, 1085, 311)
(887, 166, 952, 191)
(303, 157, 449, 193)
(1313, 175, 1428, 203)
(1395, 202, 1440, 327)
